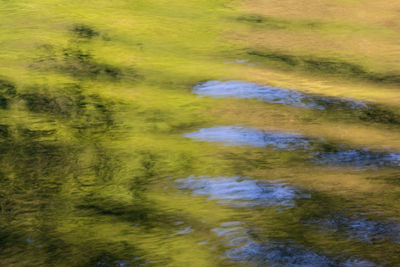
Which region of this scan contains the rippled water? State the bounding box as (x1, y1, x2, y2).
(193, 80, 367, 110)
(221, 228, 376, 267)
(214, 223, 338, 266)
(175, 176, 383, 266)
(177, 176, 309, 208)
(2, 5, 400, 265)
(310, 213, 400, 244)
(315, 149, 400, 168)
(183, 126, 312, 150)
(184, 126, 400, 168)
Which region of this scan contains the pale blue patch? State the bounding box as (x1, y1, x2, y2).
(193, 80, 367, 110)
(176, 176, 309, 208)
(183, 126, 312, 150)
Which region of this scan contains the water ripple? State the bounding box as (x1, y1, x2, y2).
(176, 176, 309, 208)
(183, 126, 312, 150)
(193, 80, 366, 110)
(213, 222, 376, 267)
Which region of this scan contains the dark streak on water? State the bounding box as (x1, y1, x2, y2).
(314, 148, 400, 168)
(309, 213, 400, 244)
(248, 50, 400, 86)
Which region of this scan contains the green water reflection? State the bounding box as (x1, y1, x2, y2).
(1, 1, 400, 266)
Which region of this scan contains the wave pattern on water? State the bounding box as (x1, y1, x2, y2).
(184, 126, 400, 168)
(176, 176, 309, 208)
(315, 149, 400, 168)
(213, 222, 376, 267)
(310, 213, 400, 244)
(183, 126, 312, 150)
(193, 80, 367, 110)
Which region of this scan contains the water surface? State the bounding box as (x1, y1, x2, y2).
(176, 176, 309, 208)
(184, 126, 400, 168)
(193, 80, 367, 110)
(309, 212, 400, 244)
(2, 1, 400, 265)
(183, 126, 312, 150)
